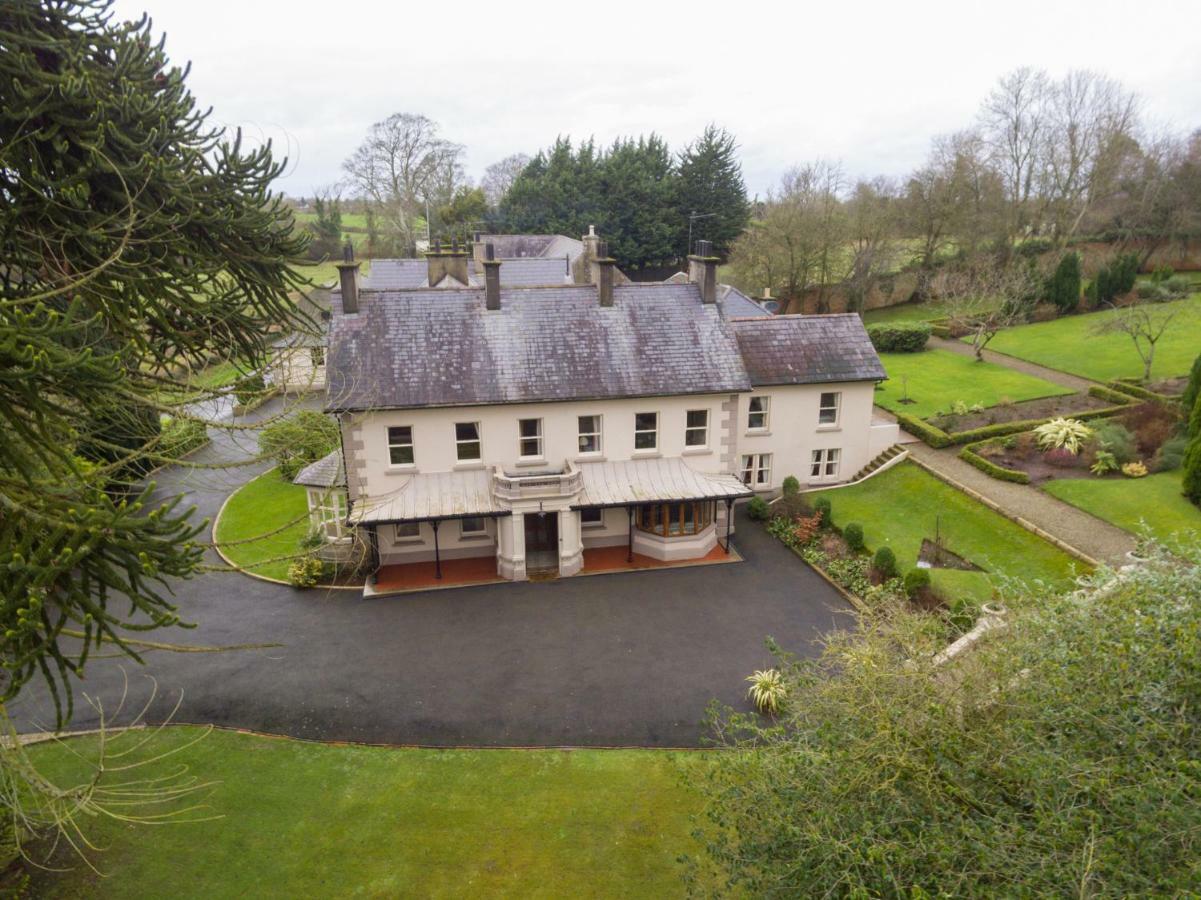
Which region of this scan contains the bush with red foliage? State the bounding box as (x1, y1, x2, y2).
(1044, 447, 1085, 468)
(1120, 402, 1183, 456)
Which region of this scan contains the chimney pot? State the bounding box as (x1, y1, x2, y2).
(687, 242, 718, 304)
(336, 258, 361, 314)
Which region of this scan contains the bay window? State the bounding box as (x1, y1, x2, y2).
(636, 502, 713, 537)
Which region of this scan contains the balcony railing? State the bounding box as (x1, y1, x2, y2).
(492, 462, 583, 501)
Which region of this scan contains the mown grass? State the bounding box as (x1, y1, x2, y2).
(28, 728, 702, 898)
(981, 292, 1201, 381)
(873, 349, 1073, 419)
(213, 468, 310, 581)
(1042, 471, 1200, 545)
(810, 462, 1084, 605)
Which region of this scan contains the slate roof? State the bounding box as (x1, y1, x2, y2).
(326, 283, 752, 412)
(475, 234, 584, 262)
(360, 257, 570, 289)
(719, 285, 769, 319)
(732, 314, 887, 386)
(293, 449, 346, 488)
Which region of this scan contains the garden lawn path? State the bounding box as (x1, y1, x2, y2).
(904, 444, 1134, 566)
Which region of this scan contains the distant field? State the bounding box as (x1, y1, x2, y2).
(983, 292, 1201, 381)
(292, 210, 370, 230)
(873, 349, 1073, 419)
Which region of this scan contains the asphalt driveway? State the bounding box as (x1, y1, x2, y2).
(12, 398, 853, 748)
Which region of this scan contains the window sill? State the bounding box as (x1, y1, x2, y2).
(681, 447, 712, 456)
(632, 450, 661, 459)
(459, 533, 492, 541)
(453, 461, 486, 471)
(744, 429, 771, 437)
(514, 457, 548, 468)
(816, 425, 841, 432)
(392, 537, 423, 545)
(581, 522, 605, 530)
(385, 465, 417, 476)
(573, 454, 606, 463)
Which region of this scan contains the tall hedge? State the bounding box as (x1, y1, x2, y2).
(867, 322, 932, 353)
(1045, 252, 1081, 314)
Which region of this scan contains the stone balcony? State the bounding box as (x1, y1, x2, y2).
(492, 462, 583, 502)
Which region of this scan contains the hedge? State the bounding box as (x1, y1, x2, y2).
(867, 322, 932, 353)
(958, 442, 1032, 484)
(930, 323, 952, 339)
(896, 389, 1140, 450)
(1108, 379, 1181, 404)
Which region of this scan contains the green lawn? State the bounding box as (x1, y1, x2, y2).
(213, 468, 311, 580)
(811, 462, 1084, 605)
(292, 210, 370, 230)
(863, 295, 1004, 326)
(28, 728, 700, 898)
(1042, 471, 1200, 545)
(982, 293, 1201, 381)
(873, 349, 1074, 420)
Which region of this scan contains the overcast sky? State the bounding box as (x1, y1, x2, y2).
(113, 0, 1201, 200)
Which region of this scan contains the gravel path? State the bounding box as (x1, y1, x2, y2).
(928, 336, 1095, 392)
(905, 443, 1135, 567)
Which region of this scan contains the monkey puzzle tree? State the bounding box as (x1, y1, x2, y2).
(0, 0, 309, 725)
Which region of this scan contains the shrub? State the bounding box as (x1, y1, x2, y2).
(812, 496, 832, 524)
(258, 410, 341, 481)
(1183, 436, 1201, 506)
(1162, 276, 1191, 299)
(1182, 353, 1201, 414)
(1085, 252, 1139, 308)
(1089, 419, 1137, 464)
(1150, 264, 1175, 283)
(903, 568, 931, 599)
(1044, 447, 1083, 468)
(234, 372, 266, 406)
(746, 669, 786, 715)
(781, 475, 801, 497)
(872, 546, 898, 580)
(1121, 461, 1148, 478)
(1121, 401, 1182, 455)
(1045, 252, 1081, 313)
(1090, 450, 1119, 476)
(1154, 435, 1189, 472)
(747, 496, 771, 521)
(771, 493, 814, 521)
(867, 322, 932, 353)
(287, 555, 329, 588)
(843, 523, 865, 552)
(1034, 418, 1092, 455)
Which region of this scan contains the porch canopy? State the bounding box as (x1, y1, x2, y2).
(571, 458, 752, 509)
(348, 468, 509, 525)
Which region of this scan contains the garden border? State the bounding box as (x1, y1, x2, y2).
(893, 383, 1142, 449)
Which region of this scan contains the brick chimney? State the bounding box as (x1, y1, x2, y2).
(687, 239, 719, 304)
(426, 236, 470, 287)
(335, 240, 361, 314)
(591, 240, 616, 307)
(483, 242, 501, 310)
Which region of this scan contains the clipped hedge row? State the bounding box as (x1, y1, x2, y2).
(1090, 383, 1142, 405)
(896, 386, 1141, 450)
(930, 323, 952, 339)
(958, 442, 1032, 484)
(1108, 379, 1180, 404)
(867, 322, 932, 353)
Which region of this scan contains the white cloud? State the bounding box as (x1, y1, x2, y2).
(114, 0, 1201, 198)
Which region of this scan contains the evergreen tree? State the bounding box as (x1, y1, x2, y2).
(0, 0, 308, 723)
(1180, 352, 1201, 414)
(596, 136, 679, 268)
(675, 125, 751, 257)
(1183, 400, 1201, 505)
(1045, 252, 1081, 313)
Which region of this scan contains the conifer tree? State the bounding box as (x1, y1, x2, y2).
(0, 0, 309, 724)
(675, 125, 751, 257)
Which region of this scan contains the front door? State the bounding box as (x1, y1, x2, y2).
(523, 512, 559, 576)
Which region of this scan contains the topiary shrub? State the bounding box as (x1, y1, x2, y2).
(812, 496, 832, 525)
(872, 545, 898, 580)
(903, 568, 931, 599)
(867, 322, 932, 353)
(747, 496, 770, 521)
(843, 523, 865, 552)
(1045, 252, 1081, 314)
(259, 410, 340, 481)
(781, 475, 801, 497)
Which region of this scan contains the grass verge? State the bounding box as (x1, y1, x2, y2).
(27, 727, 701, 898)
(1041, 471, 1200, 545)
(213, 468, 310, 581)
(809, 462, 1083, 605)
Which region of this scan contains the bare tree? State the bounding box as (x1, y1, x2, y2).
(1095, 300, 1181, 381)
(980, 67, 1051, 244)
(482, 153, 531, 208)
(936, 262, 1041, 360)
(842, 177, 902, 315)
(341, 113, 466, 253)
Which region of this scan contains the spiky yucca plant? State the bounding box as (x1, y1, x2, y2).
(1035, 418, 1093, 455)
(746, 669, 786, 715)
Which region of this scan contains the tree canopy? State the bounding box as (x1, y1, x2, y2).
(0, 0, 308, 724)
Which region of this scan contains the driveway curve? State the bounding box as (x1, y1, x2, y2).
(13, 396, 852, 748)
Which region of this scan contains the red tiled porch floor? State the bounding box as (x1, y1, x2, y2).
(364, 543, 743, 596)
(580, 542, 740, 575)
